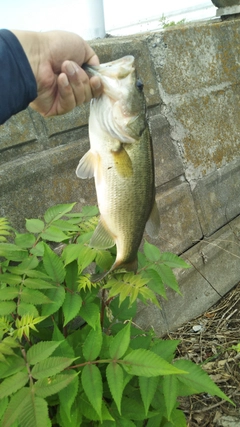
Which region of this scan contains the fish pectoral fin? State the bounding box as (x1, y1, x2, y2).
(145, 200, 160, 239)
(76, 150, 99, 179)
(90, 218, 115, 249)
(111, 146, 133, 178)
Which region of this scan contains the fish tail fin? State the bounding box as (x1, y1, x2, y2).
(90, 257, 138, 283)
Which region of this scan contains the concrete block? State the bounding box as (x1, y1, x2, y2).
(0, 110, 38, 164)
(174, 85, 240, 183)
(152, 20, 240, 95)
(149, 114, 184, 187)
(216, 5, 240, 15)
(193, 159, 240, 235)
(135, 215, 240, 336)
(153, 180, 202, 254)
(0, 138, 96, 231)
(45, 104, 90, 137)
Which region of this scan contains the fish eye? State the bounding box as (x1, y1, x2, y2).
(136, 79, 144, 91)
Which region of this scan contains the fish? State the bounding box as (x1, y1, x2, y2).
(76, 55, 160, 281)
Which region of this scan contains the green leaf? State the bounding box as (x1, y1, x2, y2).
(0, 397, 8, 421)
(62, 244, 82, 266)
(144, 241, 161, 262)
(106, 362, 124, 414)
(0, 287, 19, 300)
(152, 264, 181, 294)
(17, 302, 39, 317)
(121, 396, 149, 420)
(14, 315, 46, 340)
(58, 399, 82, 427)
(80, 205, 99, 217)
(95, 250, 113, 270)
(0, 370, 29, 399)
(109, 321, 131, 359)
(51, 219, 79, 231)
(18, 255, 39, 270)
(159, 252, 190, 269)
(151, 339, 180, 363)
(14, 233, 36, 248)
(52, 322, 75, 358)
(175, 360, 233, 403)
(2, 387, 49, 427)
(162, 375, 179, 420)
(139, 376, 159, 416)
(65, 261, 78, 291)
(82, 322, 102, 361)
(79, 302, 99, 329)
(58, 374, 79, 421)
(41, 226, 69, 242)
(0, 243, 27, 261)
(41, 286, 65, 316)
(27, 341, 63, 364)
(77, 245, 96, 272)
(170, 408, 187, 427)
(63, 292, 82, 326)
(143, 269, 166, 299)
(44, 203, 75, 223)
(122, 349, 186, 377)
(25, 219, 45, 233)
(21, 288, 52, 305)
(0, 301, 16, 315)
(81, 364, 103, 421)
(0, 355, 25, 379)
(34, 371, 77, 398)
(24, 277, 55, 289)
(0, 272, 22, 285)
(30, 241, 45, 256)
(109, 297, 137, 321)
(31, 356, 74, 379)
(151, 340, 180, 363)
(43, 243, 65, 283)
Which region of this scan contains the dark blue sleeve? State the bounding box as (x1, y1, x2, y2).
(0, 29, 37, 125)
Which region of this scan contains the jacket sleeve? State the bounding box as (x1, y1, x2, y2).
(0, 29, 37, 125)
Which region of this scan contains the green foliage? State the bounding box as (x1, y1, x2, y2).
(159, 14, 186, 29)
(0, 204, 231, 426)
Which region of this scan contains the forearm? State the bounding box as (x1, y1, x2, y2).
(10, 30, 41, 83)
(0, 29, 37, 125)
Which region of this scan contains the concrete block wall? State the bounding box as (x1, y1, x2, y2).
(0, 18, 240, 334)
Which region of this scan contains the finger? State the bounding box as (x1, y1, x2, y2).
(53, 73, 81, 115)
(87, 53, 100, 66)
(62, 60, 92, 104)
(90, 76, 102, 98)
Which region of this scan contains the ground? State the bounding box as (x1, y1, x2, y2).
(165, 282, 240, 427)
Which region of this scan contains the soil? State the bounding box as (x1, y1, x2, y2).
(164, 282, 240, 427)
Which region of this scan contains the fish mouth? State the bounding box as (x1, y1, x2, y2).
(83, 55, 135, 79)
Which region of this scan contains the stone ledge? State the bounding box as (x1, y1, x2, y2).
(154, 180, 202, 254)
(216, 5, 240, 15)
(135, 215, 240, 336)
(0, 140, 95, 231)
(193, 159, 240, 236)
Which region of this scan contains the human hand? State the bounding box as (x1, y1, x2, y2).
(12, 30, 102, 117)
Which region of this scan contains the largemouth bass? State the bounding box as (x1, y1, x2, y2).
(76, 55, 160, 281)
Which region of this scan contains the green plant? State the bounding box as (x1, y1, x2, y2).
(0, 204, 232, 427)
(159, 14, 186, 29)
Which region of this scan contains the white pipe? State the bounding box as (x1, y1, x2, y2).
(79, 0, 105, 40)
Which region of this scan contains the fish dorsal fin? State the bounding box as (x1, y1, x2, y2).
(76, 150, 99, 179)
(90, 218, 115, 249)
(145, 200, 160, 239)
(111, 146, 133, 178)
